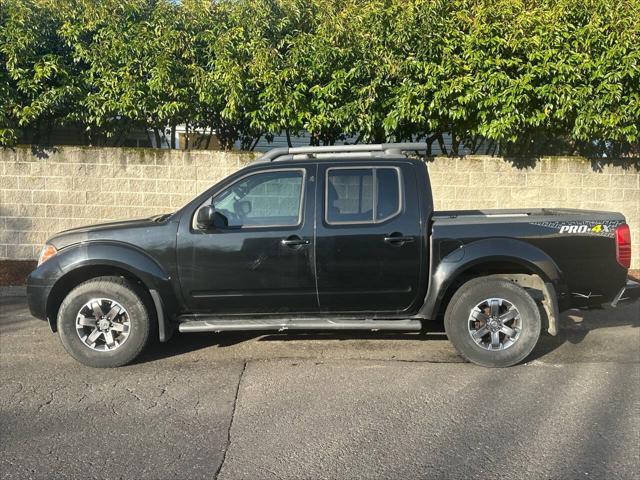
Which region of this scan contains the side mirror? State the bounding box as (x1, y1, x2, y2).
(196, 205, 228, 230)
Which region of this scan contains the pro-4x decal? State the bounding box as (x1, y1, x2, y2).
(531, 220, 621, 237)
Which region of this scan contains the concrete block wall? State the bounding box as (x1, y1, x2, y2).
(1, 147, 638, 268)
(0, 147, 255, 260)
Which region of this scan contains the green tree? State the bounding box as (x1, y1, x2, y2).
(58, 0, 201, 147)
(0, 0, 83, 145)
(1, 0, 638, 156)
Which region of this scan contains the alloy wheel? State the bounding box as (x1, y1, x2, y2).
(467, 298, 522, 351)
(75, 298, 131, 351)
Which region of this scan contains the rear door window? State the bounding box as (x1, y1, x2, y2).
(325, 167, 401, 225)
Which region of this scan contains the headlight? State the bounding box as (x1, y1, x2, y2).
(37, 244, 57, 266)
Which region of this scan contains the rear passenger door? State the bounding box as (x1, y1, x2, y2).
(315, 162, 423, 314)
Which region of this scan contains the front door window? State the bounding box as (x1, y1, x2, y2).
(213, 170, 304, 228)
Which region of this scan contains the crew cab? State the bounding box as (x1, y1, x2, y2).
(27, 143, 639, 368)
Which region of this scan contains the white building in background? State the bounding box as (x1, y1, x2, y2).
(25, 122, 491, 155)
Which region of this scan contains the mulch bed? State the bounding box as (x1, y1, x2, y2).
(0, 260, 37, 286)
(0, 260, 638, 287)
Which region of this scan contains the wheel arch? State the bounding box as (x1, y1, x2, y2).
(418, 238, 562, 334)
(46, 242, 177, 341)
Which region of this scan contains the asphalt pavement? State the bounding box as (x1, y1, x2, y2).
(1, 295, 638, 479)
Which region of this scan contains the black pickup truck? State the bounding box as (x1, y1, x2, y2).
(27, 143, 639, 368)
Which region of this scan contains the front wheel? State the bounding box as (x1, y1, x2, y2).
(444, 278, 541, 367)
(57, 276, 152, 368)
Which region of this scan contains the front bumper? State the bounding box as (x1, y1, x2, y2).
(26, 281, 52, 321)
(611, 280, 640, 307)
(26, 258, 63, 323)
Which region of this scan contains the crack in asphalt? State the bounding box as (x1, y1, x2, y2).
(36, 385, 65, 413)
(214, 360, 247, 480)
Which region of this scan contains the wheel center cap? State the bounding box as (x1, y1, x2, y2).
(489, 319, 500, 331)
(98, 319, 110, 331)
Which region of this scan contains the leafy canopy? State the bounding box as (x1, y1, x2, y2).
(1, 0, 638, 155)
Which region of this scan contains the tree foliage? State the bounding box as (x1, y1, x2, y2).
(1, 0, 639, 155)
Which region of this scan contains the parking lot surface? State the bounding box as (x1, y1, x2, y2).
(1, 296, 639, 479)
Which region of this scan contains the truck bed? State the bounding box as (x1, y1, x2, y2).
(433, 208, 625, 224)
(430, 208, 627, 309)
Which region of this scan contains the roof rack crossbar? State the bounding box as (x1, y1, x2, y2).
(257, 142, 429, 162)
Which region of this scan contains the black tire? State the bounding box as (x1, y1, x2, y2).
(57, 276, 151, 368)
(444, 277, 541, 367)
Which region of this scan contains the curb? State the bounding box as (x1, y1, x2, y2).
(0, 286, 27, 297)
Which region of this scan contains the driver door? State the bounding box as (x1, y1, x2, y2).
(177, 166, 318, 314)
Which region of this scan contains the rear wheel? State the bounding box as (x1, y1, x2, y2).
(57, 276, 151, 368)
(444, 278, 541, 367)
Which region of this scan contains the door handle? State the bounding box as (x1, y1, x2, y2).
(383, 234, 415, 246)
(281, 236, 310, 248)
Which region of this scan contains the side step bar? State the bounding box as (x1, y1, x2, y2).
(178, 318, 422, 333)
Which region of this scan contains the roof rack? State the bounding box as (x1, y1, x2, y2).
(256, 142, 429, 162)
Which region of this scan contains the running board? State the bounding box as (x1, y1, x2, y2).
(178, 318, 422, 333)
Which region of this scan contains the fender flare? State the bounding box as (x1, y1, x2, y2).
(418, 238, 563, 322)
(48, 241, 178, 341)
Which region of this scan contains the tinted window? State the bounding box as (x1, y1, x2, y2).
(213, 170, 303, 227)
(326, 169, 374, 223)
(376, 168, 400, 221)
(326, 167, 401, 224)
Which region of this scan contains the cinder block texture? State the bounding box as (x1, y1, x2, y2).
(0, 147, 255, 260)
(1, 148, 638, 268)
